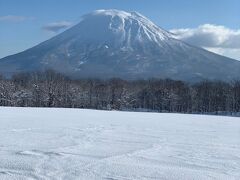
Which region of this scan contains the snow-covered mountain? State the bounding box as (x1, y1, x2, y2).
(0, 9, 240, 81)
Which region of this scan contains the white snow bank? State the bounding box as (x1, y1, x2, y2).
(0, 107, 239, 179)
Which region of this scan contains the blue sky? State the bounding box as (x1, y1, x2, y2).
(0, 0, 240, 59)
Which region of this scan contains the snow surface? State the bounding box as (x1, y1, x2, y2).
(0, 107, 240, 180)
(83, 9, 173, 42)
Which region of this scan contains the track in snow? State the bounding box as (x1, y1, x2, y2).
(0, 107, 239, 179)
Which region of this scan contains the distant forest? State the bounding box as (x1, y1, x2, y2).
(0, 70, 240, 116)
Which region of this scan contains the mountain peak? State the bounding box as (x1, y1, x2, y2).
(85, 9, 153, 25)
(77, 9, 173, 48)
(86, 9, 132, 18)
(85, 9, 148, 20)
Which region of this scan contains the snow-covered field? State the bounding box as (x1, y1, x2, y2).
(0, 107, 239, 180)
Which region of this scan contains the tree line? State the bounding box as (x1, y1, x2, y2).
(0, 70, 239, 116)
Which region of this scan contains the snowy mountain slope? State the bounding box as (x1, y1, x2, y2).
(0, 107, 240, 179)
(0, 9, 240, 81)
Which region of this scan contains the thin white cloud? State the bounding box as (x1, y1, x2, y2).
(42, 21, 72, 33)
(170, 24, 240, 60)
(0, 15, 35, 22)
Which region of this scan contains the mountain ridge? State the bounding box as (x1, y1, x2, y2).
(0, 9, 240, 81)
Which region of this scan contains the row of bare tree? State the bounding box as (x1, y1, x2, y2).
(0, 70, 240, 115)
